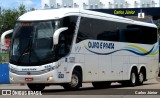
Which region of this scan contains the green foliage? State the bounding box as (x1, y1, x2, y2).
(0, 4, 35, 35)
(18, 4, 27, 16)
(0, 9, 19, 34)
(0, 53, 9, 63)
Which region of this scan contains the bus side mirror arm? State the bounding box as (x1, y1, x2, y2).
(1, 29, 13, 46)
(53, 27, 68, 45)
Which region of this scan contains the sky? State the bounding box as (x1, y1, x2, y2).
(0, 0, 41, 10)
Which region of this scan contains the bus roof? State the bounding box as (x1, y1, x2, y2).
(18, 8, 80, 21)
(18, 8, 157, 28)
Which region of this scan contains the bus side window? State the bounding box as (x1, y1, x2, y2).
(120, 28, 141, 43)
(76, 17, 91, 43)
(97, 31, 119, 41)
(57, 16, 78, 58)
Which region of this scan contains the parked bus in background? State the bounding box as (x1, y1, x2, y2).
(3, 8, 159, 91)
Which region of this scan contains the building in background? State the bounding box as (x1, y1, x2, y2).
(40, 0, 56, 9)
(41, 0, 159, 9)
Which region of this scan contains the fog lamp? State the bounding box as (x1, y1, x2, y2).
(47, 76, 53, 81)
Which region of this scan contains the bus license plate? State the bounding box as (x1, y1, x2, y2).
(25, 78, 33, 81)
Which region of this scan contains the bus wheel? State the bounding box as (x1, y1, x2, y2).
(27, 83, 45, 91)
(137, 71, 144, 85)
(92, 81, 111, 89)
(63, 71, 81, 90)
(129, 69, 138, 86)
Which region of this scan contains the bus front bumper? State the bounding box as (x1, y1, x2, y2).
(9, 70, 61, 84)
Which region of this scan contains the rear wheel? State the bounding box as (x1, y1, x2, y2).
(137, 71, 144, 85)
(122, 69, 138, 86)
(92, 81, 111, 89)
(27, 83, 45, 91)
(63, 71, 82, 90)
(129, 70, 138, 86)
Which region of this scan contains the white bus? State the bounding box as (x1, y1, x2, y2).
(8, 8, 159, 91)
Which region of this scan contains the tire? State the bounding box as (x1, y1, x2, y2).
(129, 69, 138, 86)
(63, 71, 82, 90)
(137, 71, 144, 85)
(92, 81, 111, 89)
(27, 83, 45, 91)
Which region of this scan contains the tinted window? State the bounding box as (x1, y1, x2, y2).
(140, 26, 157, 44)
(76, 17, 119, 43)
(120, 25, 157, 44)
(61, 16, 78, 46)
(76, 17, 157, 44)
(91, 18, 119, 41)
(76, 18, 92, 43)
(57, 16, 78, 58)
(119, 28, 142, 43)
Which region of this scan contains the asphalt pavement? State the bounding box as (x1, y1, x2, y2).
(0, 78, 160, 98)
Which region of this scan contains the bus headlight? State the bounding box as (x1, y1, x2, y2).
(9, 67, 18, 73)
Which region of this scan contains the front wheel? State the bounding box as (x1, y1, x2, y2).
(27, 84, 45, 91)
(63, 71, 82, 90)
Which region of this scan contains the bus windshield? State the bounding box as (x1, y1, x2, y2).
(10, 21, 59, 66)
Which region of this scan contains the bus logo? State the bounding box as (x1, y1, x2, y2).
(27, 72, 31, 75)
(88, 41, 114, 49)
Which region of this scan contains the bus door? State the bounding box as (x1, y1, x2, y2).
(56, 33, 69, 82)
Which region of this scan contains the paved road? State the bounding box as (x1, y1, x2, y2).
(42, 78, 160, 95)
(0, 78, 160, 97)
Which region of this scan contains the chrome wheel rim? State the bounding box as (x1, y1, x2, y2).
(70, 74, 79, 87)
(139, 72, 144, 83)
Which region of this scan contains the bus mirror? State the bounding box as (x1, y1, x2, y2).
(1, 29, 13, 51)
(53, 27, 68, 45)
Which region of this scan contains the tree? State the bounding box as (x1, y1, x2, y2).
(18, 4, 27, 16)
(0, 9, 18, 33)
(30, 8, 36, 11)
(0, 4, 35, 35)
